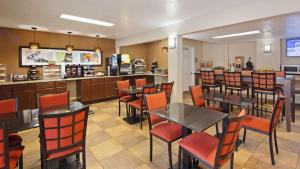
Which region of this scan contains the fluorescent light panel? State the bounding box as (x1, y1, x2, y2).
(60, 14, 114, 27)
(212, 30, 261, 39)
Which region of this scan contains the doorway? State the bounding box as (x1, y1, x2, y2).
(182, 46, 195, 92)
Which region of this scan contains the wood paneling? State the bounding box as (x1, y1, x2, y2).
(0, 27, 115, 74)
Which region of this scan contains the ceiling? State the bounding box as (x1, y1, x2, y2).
(183, 12, 300, 43)
(0, 0, 257, 39)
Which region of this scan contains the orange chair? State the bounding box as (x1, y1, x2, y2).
(200, 70, 222, 93)
(177, 109, 246, 169)
(242, 95, 285, 165)
(39, 107, 89, 169)
(128, 85, 158, 129)
(224, 71, 249, 96)
(38, 92, 70, 113)
(135, 78, 147, 88)
(0, 99, 23, 148)
(145, 92, 182, 169)
(116, 80, 133, 116)
(160, 81, 174, 104)
(0, 121, 24, 169)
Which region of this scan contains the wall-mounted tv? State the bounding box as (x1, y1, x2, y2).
(287, 38, 300, 57)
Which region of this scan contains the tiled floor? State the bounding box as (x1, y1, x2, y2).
(20, 94, 300, 169)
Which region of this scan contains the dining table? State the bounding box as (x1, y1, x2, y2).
(150, 102, 228, 169)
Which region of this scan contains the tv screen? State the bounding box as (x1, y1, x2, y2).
(287, 38, 300, 57)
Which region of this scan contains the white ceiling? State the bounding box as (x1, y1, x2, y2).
(0, 0, 257, 39)
(183, 13, 300, 43)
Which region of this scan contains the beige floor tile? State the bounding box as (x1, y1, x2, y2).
(91, 114, 113, 122)
(135, 164, 152, 169)
(89, 139, 125, 161)
(116, 132, 147, 148)
(105, 124, 133, 137)
(97, 118, 122, 129)
(100, 150, 142, 169)
(128, 140, 165, 162)
(86, 122, 103, 135)
(86, 130, 112, 146)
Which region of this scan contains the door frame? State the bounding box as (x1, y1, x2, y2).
(182, 45, 195, 91)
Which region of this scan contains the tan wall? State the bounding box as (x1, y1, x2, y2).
(120, 39, 168, 70)
(0, 27, 115, 74)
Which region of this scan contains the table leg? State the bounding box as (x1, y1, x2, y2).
(182, 127, 192, 169)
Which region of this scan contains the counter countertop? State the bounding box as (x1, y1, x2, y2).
(0, 73, 168, 85)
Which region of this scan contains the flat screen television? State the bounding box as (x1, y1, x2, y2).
(287, 38, 300, 57)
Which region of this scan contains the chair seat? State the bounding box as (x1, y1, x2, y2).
(128, 99, 145, 110)
(196, 99, 206, 107)
(9, 146, 24, 169)
(179, 132, 219, 167)
(119, 95, 133, 102)
(151, 122, 182, 142)
(242, 115, 270, 134)
(8, 133, 22, 147)
(150, 114, 166, 125)
(47, 145, 82, 160)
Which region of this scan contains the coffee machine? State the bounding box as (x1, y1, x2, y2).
(107, 54, 132, 76)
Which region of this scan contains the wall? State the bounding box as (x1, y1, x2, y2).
(0, 27, 115, 74)
(256, 39, 281, 70)
(120, 39, 168, 69)
(182, 38, 203, 70)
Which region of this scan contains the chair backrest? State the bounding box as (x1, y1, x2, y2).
(189, 85, 205, 107)
(38, 92, 70, 113)
(214, 109, 246, 167)
(38, 107, 89, 159)
(0, 98, 17, 115)
(269, 95, 285, 132)
(0, 121, 9, 169)
(160, 81, 174, 103)
(145, 92, 167, 127)
(200, 70, 216, 85)
(275, 71, 285, 78)
(224, 71, 242, 88)
(135, 78, 147, 88)
(251, 72, 276, 91)
(116, 80, 130, 98)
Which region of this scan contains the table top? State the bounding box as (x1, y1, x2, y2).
(118, 87, 142, 94)
(0, 102, 87, 133)
(150, 102, 228, 132)
(201, 92, 253, 107)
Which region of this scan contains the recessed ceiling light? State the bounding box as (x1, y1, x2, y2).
(212, 30, 261, 39)
(60, 14, 114, 27)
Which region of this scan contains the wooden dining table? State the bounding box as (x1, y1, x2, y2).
(150, 102, 228, 169)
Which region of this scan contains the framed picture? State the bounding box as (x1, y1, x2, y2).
(19, 46, 102, 67)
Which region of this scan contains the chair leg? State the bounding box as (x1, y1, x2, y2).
(118, 100, 121, 116)
(230, 153, 234, 169)
(274, 130, 279, 154)
(126, 103, 129, 117)
(150, 134, 153, 161)
(178, 147, 182, 169)
(269, 133, 276, 165)
(82, 149, 87, 169)
(243, 128, 247, 143)
(168, 143, 173, 169)
(76, 153, 80, 161)
(19, 153, 23, 169)
(140, 110, 143, 130)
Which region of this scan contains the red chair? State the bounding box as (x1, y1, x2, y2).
(0, 121, 24, 169)
(38, 92, 70, 113)
(116, 80, 133, 116)
(135, 78, 147, 88)
(0, 99, 23, 148)
(160, 81, 174, 104)
(128, 85, 158, 129)
(38, 107, 89, 169)
(242, 95, 285, 165)
(200, 70, 222, 93)
(224, 71, 249, 96)
(178, 109, 246, 169)
(145, 92, 182, 169)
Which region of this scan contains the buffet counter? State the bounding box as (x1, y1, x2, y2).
(0, 74, 157, 110)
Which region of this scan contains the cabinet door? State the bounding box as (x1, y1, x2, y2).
(13, 84, 36, 110)
(0, 85, 12, 100)
(92, 83, 105, 100)
(80, 80, 92, 102)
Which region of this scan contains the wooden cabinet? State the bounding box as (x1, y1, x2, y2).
(105, 77, 118, 98)
(36, 82, 56, 95)
(13, 84, 36, 110)
(0, 85, 12, 100)
(55, 81, 67, 93)
(78, 79, 92, 103)
(91, 79, 105, 100)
